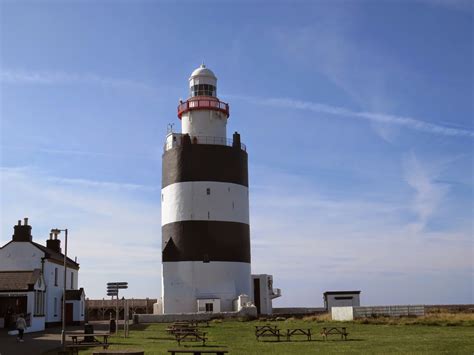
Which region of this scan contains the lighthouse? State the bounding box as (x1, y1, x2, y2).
(161, 65, 251, 313)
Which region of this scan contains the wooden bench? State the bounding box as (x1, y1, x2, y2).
(174, 330, 208, 346)
(255, 324, 281, 342)
(321, 327, 349, 340)
(168, 350, 228, 355)
(286, 328, 312, 341)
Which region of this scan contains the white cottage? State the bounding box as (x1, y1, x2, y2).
(0, 218, 85, 332)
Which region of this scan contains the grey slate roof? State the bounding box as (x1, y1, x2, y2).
(66, 288, 85, 300)
(0, 269, 42, 291)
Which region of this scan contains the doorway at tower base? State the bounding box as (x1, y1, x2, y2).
(252, 274, 282, 316)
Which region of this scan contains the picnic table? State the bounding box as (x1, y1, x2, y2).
(174, 329, 208, 346)
(166, 322, 198, 334)
(64, 331, 111, 355)
(321, 327, 349, 340)
(286, 328, 312, 341)
(168, 350, 228, 355)
(255, 324, 281, 342)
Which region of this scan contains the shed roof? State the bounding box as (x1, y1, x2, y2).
(0, 269, 42, 291)
(323, 291, 361, 296)
(66, 288, 85, 300)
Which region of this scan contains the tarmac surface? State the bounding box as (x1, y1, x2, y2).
(0, 321, 110, 355)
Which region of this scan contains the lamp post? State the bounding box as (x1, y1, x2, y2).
(51, 228, 68, 349)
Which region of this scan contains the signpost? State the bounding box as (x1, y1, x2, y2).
(106, 282, 128, 335)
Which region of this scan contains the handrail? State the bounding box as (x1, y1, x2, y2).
(177, 98, 230, 118)
(164, 133, 246, 152)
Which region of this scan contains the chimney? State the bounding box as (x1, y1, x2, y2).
(12, 217, 33, 242)
(46, 233, 61, 253)
(232, 131, 241, 149)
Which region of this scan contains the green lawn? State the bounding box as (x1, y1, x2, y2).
(77, 319, 474, 354)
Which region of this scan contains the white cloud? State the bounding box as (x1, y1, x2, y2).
(249, 165, 471, 306)
(228, 95, 474, 138)
(403, 153, 450, 231)
(271, 19, 472, 142)
(0, 69, 158, 95)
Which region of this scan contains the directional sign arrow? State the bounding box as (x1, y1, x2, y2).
(107, 282, 128, 286)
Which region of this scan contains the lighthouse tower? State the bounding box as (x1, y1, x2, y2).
(161, 65, 251, 313)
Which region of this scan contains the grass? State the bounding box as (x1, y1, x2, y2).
(75, 314, 474, 354)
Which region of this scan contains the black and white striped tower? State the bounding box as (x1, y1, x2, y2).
(161, 65, 251, 313)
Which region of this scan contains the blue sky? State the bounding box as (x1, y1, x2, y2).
(0, 0, 472, 306)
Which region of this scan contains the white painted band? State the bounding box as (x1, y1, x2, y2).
(161, 181, 249, 226)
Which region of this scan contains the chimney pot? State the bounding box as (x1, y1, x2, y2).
(24, 217, 28, 226)
(18, 220, 21, 226)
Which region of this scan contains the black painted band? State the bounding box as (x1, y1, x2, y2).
(162, 144, 248, 188)
(162, 221, 250, 263)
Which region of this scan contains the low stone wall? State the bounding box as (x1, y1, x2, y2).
(134, 306, 257, 324)
(272, 307, 326, 316)
(354, 305, 425, 318)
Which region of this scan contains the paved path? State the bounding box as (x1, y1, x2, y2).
(0, 322, 111, 355)
(0, 326, 63, 355)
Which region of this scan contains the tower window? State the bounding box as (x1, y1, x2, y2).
(206, 188, 210, 195)
(191, 84, 216, 97)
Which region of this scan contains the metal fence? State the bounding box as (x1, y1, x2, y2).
(164, 134, 246, 152)
(353, 305, 425, 318)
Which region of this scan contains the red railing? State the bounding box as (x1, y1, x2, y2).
(177, 98, 230, 119)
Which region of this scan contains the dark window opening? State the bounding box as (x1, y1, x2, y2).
(334, 296, 353, 300)
(205, 303, 213, 312)
(203, 254, 210, 263)
(190, 84, 216, 97)
(206, 188, 210, 195)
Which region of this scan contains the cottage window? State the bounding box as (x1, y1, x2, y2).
(54, 268, 58, 286)
(34, 291, 44, 316)
(70, 271, 74, 289)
